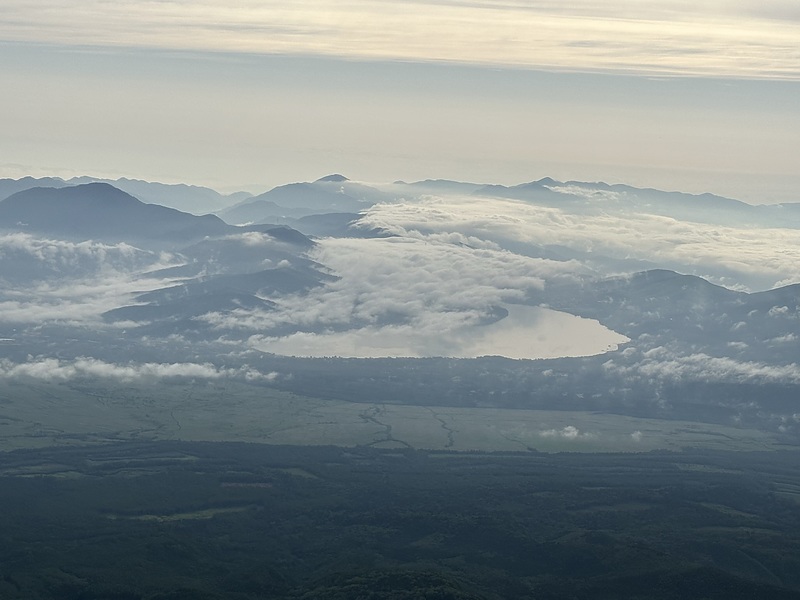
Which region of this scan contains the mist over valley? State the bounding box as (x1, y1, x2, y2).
(2, 173, 799, 436)
(2, 172, 800, 600)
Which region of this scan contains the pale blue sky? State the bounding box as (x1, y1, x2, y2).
(1, 1, 798, 202)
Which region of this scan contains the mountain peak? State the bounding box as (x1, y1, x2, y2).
(0, 182, 231, 243)
(315, 174, 349, 183)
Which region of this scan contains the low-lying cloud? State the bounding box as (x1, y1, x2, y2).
(605, 349, 800, 384)
(358, 194, 800, 291)
(197, 233, 616, 358)
(0, 233, 167, 280)
(203, 235, 579, 332)
(0, 357, 279, 383)
(539, 425, 595, 440)
(0, 233, 182, 325)
(201, 190, 800, 358)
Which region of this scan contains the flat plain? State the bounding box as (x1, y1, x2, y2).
(0, 379, 790, 454)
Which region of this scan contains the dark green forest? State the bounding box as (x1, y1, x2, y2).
(2, 442, 800, 599)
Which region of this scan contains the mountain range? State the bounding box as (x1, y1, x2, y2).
(0, 176, 250, 215)
(0, 173, 798, 436)
(0, 183, 232, 243)
(218, 174, 394, 225)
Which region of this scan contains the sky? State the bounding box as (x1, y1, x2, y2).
(1, 1, 799, 202)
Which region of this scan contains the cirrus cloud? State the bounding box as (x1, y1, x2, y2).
(1, 1, 798, 79)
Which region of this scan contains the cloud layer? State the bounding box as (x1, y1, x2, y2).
(194, 189, 800, 358)
(196, 233, 626, 358)
(203, 235, 567, 331)
(0, 233, 162, 280)
(357, 193, 800, 291)
(0, 233, 179, 324)
(2, 1, 799, 78)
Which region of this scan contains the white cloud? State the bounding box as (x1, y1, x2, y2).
(606, 352, 800, 384)
(0, 233, 181, 325)
(0, 273, 181, 325)
(197, 191, 799, 358)
(539, 425, 594, 439)
(357, 194, 800, 291)
(195, 230, 620, 358)
(0, 357, 277, 383)
(770, 333, 797, 344)
(201, 234, 572, 333)
(3, 272, 160, 322)
(0, 233, 163, 276)
(546, 185, 624, 203)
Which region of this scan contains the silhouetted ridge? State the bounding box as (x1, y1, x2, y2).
(0, 182, 231, 242)
(0, 176, 70, 200)
(260, 225, 316, 247)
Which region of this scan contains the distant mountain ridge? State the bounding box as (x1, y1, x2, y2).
(0, 182, 237, 244)
(0, 176, 249, 215)
(218, 175, 393, 225)
(464, 177, 800, 228)
(539, 268, 800, 364)
(6, 174, 798, 227)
